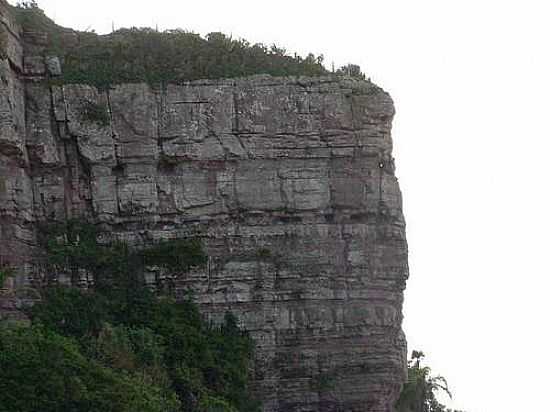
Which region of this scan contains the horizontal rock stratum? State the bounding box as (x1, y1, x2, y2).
(0, 4, 409, 411)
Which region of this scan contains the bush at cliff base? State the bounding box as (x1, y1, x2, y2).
(0, 322, 180, 412)
(0, 221, 260, 412)
(0, 289, 258, 412)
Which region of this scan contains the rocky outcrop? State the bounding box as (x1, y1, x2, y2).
(0, 2, 408, 410)
(0, 1, 32, 281)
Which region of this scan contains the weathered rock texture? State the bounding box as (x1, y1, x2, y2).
(0, 2, 408, 410)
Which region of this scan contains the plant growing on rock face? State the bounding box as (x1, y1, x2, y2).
(40, 219, 208, 293)
(0, 27, 8, 60)
(80, 99, 110, 126)
(140, 238, 207, 273)
(0, 265, 14, 287)
(255, 247, 272, 259)
(18, 219, 260, 411)
(394, 351, 466, 412)
(311, 372, 335, 391)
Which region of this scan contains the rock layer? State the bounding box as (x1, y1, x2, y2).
(0, 3, 408, 410)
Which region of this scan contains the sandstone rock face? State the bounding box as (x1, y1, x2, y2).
(0, 2, 34, 283)
(0, 3, 408, 410)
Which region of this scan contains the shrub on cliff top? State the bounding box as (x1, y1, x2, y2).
(11, 3, 366, 89)
(11, 3, 327, 88)
(55, 28, 328, 89)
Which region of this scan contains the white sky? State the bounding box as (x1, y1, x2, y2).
(11, 1, 550, 410)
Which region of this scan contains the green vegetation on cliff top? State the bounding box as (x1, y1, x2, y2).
(10, 1, 365, 89)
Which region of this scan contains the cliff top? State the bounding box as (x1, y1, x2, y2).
(1, 1, 367, 89)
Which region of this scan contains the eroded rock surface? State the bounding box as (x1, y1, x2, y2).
(0, 2, 408, 410)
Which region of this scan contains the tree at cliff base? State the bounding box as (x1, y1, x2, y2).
(394, 350, 466, 412)
(0, 220, 260, 412)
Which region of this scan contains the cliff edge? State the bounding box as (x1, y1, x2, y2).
(0, 2, 409, 410)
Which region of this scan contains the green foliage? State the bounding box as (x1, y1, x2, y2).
(0, 26, 7, 60)
(43, 219, 101, 277)
(30, 286, 109, 338)
(73, 29, 327, 88)
(12, 1, 58, 35)
(42, 219, 206, 291)
(336, 63, 367, 80)
(26, 287, 258, 411)
(92, 324, 166, 374)
(0, 322, 180, 412)
(0, 265, 14, 286)
(57, 29, 328, 88)
(197, 396, 238, 412)
(0, 265, 14, 288)
(395, 351, 466, 412)
(80, 99, 110, 126)
(311, 372, 335, 391)
(6, 219, 259, 411)
(255, 247, 272, 259)
(141, 238, 207, 273)
(11, 4, 333, 89)
(12, 4, 373, 90)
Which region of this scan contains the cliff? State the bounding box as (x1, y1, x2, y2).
(0, 2, 409, 411)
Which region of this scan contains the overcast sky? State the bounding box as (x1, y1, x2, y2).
(11, 1, 550, 410)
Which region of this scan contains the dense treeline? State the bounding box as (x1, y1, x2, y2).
(55, 29, 327, 88)
(0, 220, 259, 412)
(11, 2, 366, 89)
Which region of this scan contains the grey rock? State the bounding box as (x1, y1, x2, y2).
(0, 4, 409, 410)
(45, 56, 61, 76)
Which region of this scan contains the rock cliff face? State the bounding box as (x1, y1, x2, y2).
(0, 3, 408, 411)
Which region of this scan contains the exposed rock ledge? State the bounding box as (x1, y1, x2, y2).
(0, 3, 408, 411)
